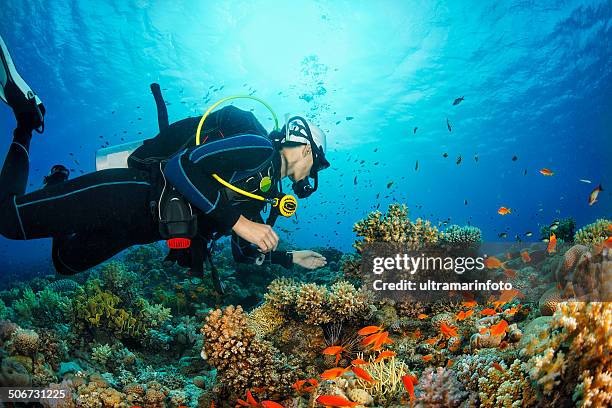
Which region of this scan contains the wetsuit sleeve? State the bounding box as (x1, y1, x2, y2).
(230, 212, 294, 269)
(163, 134, 274, 231)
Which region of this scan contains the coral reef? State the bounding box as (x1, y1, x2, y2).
(0, 202, 607, 407)
(574, 218, 611, 245)
(523, 301, 611, 407)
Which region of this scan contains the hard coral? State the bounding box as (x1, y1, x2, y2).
(415, 367, 473, 408)
(353, 203, 441, 252)
(295, 283, 332, 325)
(10, 328, 40, 356)
(524, 302, 612, 407)
(476, 360, 536, 407)
(247, 301, 285, 338)
(439, 224, 482, 251)
(574, 218, 611, 246)
(201, 305, 299, 400)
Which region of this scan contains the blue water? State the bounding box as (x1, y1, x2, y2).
(0, 0, 610, 275)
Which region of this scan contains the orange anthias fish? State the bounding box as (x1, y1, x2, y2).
(498, 207, 512, 215)
(351, 365, 376, 383)
(322, 346, 345, 365)
(440, 322, 458, 338)
(424, 337, 439, 345)
(357, 325, 383, 336)
(401, 375, 418, 403)
(236, 390, 259, 407)
(351, 358, 368, 365)
(462, 300, 478, 308)
(489, 319, 509, 336)
(456, 310, 474, 321)
(321, 367, 348, 380)
(547, 233, 557, 253)
(484, 256, 505, 269)
(588, 184, 603, 206)
(421, 354, 433, 362)
(418, 313, 429, 320)
(492, 362, 506, 373)
(371, 331, 393, 350)
(322, 346, 345, 355)
(292, 378, 318, 394)
(503, 268, 517, 278)
(480, 308, 497, 316)
(504, 305, 521, 317)
(539, 168, 554, 176)
(520, 250, 531, 263)
(260, 402, 284, 408)
(315, 395, 359, 407)
(374, 350, 396, 362)
(499, 288, 525, 302)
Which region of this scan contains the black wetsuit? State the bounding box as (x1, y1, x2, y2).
(0, 106, 293, 275)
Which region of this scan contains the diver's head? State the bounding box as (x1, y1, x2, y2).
(274, 116, 329, 198)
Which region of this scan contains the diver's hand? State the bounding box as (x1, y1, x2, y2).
(232, 215, 279, 252)
(292, 250, 327, 269)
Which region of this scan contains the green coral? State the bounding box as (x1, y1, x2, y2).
(0, 299, 8, 320)
(140, 301, 172, 328)
(91, 343, 113, 366)
(540, 217, 576, 242)
(439, 224, 482, 250)
(12, 287, 70, 326)
(70, 284, 147, 339)
(574, 218, 611, 245)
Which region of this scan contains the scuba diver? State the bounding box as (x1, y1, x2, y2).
(0, 35, 329, 291)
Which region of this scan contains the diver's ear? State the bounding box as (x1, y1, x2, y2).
(302, 144, 312, 157)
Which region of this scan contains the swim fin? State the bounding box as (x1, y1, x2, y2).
(0, 34, 45, 132)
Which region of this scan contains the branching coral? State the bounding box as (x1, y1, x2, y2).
(328, 281, 370, 320)
(263, 279, 370, 326)
(523, 302, 612, 407)
(91, 343, 113, 366)
(13, 287, 70, 327)
(353, 203, 441, 252)
(439, 224, 482, 251)
(201, 305, 299, 401)
(574, 218, 611, 246)
(295, 283, 332, 325)
(477, 360, 536, 407)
